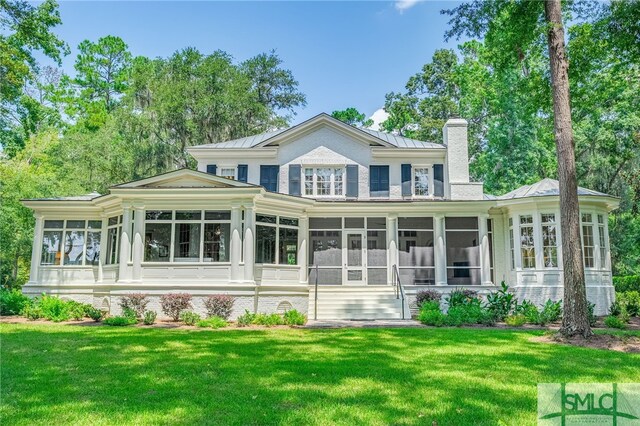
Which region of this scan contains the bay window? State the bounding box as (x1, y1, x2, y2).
(445, 217, 480, 285)
(541, 213, 558, 267)
(41, 219, 102, 266)
(256, 214, 299, 265)
(304, 167, 345, 197)
(519, 215, 535, 269)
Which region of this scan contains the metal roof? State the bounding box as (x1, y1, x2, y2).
(498, 178, 609, 200)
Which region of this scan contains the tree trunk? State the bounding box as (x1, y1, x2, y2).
(544, 0, 592, 338)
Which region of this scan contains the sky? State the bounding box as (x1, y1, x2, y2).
(50, 1, 463, 125)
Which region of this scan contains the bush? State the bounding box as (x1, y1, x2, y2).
(143, 311, 157, 325)
(444, 301, 488, 326)
(283, 309, 306, 326)
(237, 310, 256, 326)
(604, 315, 627, 329)
(587, 302, 597, 327)
(415, 290, 441, 308)
(68, 301, 92, 321)
(446, 289, 480, 308)
(85, 307, 105, 322)
(617, 291, 640, 317)
(104, 316, 137, 326)
(485, 282, 515, 321)
(538, 299, 562, 325)
(38, 295, 71, 322)
(22, 304, 43, 320)
(418, 303, 445, 326)
(609, 300, 622, 316)
(516, 300, 540, 324)
(0, 289, 31, 315)
(613, 275, 640, 293)
(196, 316, 228, 329)
(160, 293, 192, 321)
(505, 315, 527, 327)
(203, 294, 235, 320)
(122, 307, 138, 322)
(119, 293, 150, 319)
(180, 311, 201, 326)
(253, 313, 284, 327)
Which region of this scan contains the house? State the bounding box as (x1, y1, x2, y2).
(21, 113, 618, 319)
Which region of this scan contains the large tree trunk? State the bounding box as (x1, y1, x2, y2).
(544, 0, 592, 338)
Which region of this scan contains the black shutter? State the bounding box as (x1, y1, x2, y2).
(380, 165, 389, 197)
(401, 164, 412, 196)
(370, 165, 389, 197)
(289, 164, 301, 196)
(237, 164, 248, 183)
(260, 165, 279, 192)
(433, 164, 444, 197)
(206, 164, 217, 175)
(346, 165, 358, 198)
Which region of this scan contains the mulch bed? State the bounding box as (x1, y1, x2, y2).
(534, 333, 640, 353)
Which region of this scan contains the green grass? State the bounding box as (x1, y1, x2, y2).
(1, 323, 639, 425)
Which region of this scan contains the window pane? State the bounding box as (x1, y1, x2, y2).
(399, 230, 434, 267)
(582, 213, 592, 223)
(220, 168, 235, 179)
(144, 223, 171, 261)
(205, 211, 231, 221)
(256, 225, 276, 263)
(279, 217, 299, 227)
(582, 225, 594, 267)
(106, 227, 119, 265)
(88, 220, 102, 229)
(64, 230, 85, 265)
(41, 231, 62, 265)
(446, 230, 479, 267)
(66, 220, 86, 229)
(334, 168, 344, 196)
(414, 167, 429, 196)
(316, 168, 331, 195)
(542, 220, 558, 268)
(85, 231, 101, 265)
(445, 217, 478, 229)
(174, 223, 201, 261)
(44, 220, 63, 229)
(309, 230, 342, 266)
(304, 168, 313, 195)
(257, 214, 277, 224)
(345, 217, 364, 228)
(279, 228, 298, 265)
(309, 217, 341, 229)
(520, 222, 535, 269)
(598, 225, 606, 267)
(108, 216, 119, 226)
(367, 217, 386, 229)
(399, 217, 433, 230)
(146, 210, 172, 220)
(367, 231, 387, 267)
(175, 210, 201, 220)
(204, 223, 230, 262)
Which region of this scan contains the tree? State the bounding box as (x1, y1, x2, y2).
(331, 107, 373, 128)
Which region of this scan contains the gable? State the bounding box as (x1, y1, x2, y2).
(112, 169, 254, 189)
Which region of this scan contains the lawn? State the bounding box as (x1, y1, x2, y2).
(1, 324, 639, 425)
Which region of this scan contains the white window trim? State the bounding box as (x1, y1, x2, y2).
(412, 165, 434, 198)
(302, 166, 346, 198)
(255, 214, 300, 265)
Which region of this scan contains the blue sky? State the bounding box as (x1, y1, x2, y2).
(51, 1, 462, 124)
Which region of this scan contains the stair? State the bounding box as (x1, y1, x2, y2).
(308, 285, 407, 320)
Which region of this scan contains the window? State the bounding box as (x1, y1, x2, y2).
(303, 167, 345, 197)
(541, 213, 558, 268)
(105, 216, 122, 265)
(413, 167, 429, 196)
(398, 217, 434, 285)
(446, 217, 480, 285)
(174, 211, 201, 262)
(519, 215, 535, 269)
(256, 215, 298, 265)
(597, 214, 606, 268)
(41, 219, 102, 266)
(219, 167, 235, 180)
(582, 213, 595, 268)
(369, 165, 390, 197)
(508, 217, 515, 270)
(487, 219, 494, 283)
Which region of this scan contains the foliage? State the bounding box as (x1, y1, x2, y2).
(485, 282, 516, 320)
(446, 289, 480, 308)
(417, 302, 445, 327)
(122, 307, 137, 322)
(330, 108, 373, 128)
(180, 311, 201, 326)
(0, 289, 31, 315)
(142, 310, 157, 325)
(252, 313, 284, 327)
(103, 315, 137, 326)
(613, 276, 640, 293)
(85, 306, 105, 322)
(236, 310, 256, 327)
(203, 295, 234, 320)
(21, 304, 43, 320)
(415, 290, 441, 308)
(160, 293, 192, 321)
(515, 300, 540, 324)
(119, 293, 150, 319)
(536, 300, 563, 326)
(444, 302, 491, 327)
(505, 315, 527, 327)
(587, 302, 597, 327)
(196, 316, 228, 329)
(609, 300, 622, 317)
(67, 301, 92, 321)
(37, 294, 71, 322)
(617, 291, 640, 317)
(282, 309, 306, 326)
(604, 315, 627, 330)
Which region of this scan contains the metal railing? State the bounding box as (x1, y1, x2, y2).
(313, 264, 318, 320)
(391, 264, 406, 319)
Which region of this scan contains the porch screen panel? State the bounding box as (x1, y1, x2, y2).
(256, 225, 276, 264)
(367, 229, 387, 285)
(309, 218, 342, 285)
(398, 217, 434, 285)
(445, 217, 480, 285)
(145, 223, 172, 262)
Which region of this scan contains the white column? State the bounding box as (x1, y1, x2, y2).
(434, 214, 447, 285)
(118, 205, 132, 282)
(298, 215, 308, 283)
(230, 205, 243, 282)
(97, 213, 108, 283)
(387, 215, 398, 283)
(243, 206, 256, 282)
(131, 205, 144, 281)
(29, 214, 44, 284)
(478, 215, 491, 285)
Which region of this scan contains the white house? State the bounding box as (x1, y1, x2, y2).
(22, 113, 619, 319)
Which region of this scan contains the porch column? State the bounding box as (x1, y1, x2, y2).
(97, 213, 108, 283)
(478, 214, 491, 285)
(29, 214, 44, 284)
(243, 206, 256, 282)
(434, 214, 447, 285)
(230, 205, 242, 281)
(387, 215, 398, 283)
(298, 215, 308, 283)
(131, 205, 145, 281)
(118, 205, 132, 282)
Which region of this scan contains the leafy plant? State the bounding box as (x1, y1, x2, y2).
(104, 316, 137, 326)
(21, 304, 43, 320)
(515, 300, 540, 324)
(180, 311, 201, 326)
(587, 302, 597, 327)
(122, 307, 138, 322)
(143, 311, 157, 325)
(613, 275, 640, 293)
(418, 303, 445, 327)
(237, 310, 256, 327)
(38, 295, 71, 322)
(196, 316, 228, 329)
(538, 299, 562, 324)
(0, 289, 31, 315)
(283, 309, 306, 326)
(415, 290, 441, 308)
(119, 293, 150, 318)
(203, 294, 234, 320)
(485, 282, 515, 320)
(67, 301, 92, 320)
(604, 315, 627, 329)
(85, 307, 105, 322)
(252, 313, 284, 327)
(446, 289, 480, 308)
(160, 293, 192, 321)
(609, 300, 622, 316)
(505, 315, 527, 327)
(617, 291, 640, 317)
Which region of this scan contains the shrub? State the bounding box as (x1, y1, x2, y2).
(253, 313, 284, 327)
(446, 289, 480, 308)
(538, 299, 562, 325)
(415, 290, 441, 308)
(86, 307, 105, 322)
(516, 300, 540, 324)
(122, 307, 138, 322)
(587, 302, 597, 327)
(143, 311, 157, 325)
(203, 295, 235, 320)
(119, 293, 150, 318)
(604, 315, 627, 329)
(196, 316, 228, 329)
(283, 309, 306, 326)
(180, 311, 201, 326)
(445, 302, 484, 326)
(418, 304, 445, 326)
(485, 282, 515, 321)
(39, 295, 71, 322)
(22, 304, 43, 320)
(505, 314, 527, 327)
(0, 289, 31, 315)
(613, 275, 640, 293)
(237, 310, 256, 326)
(609, 300, 622, 316)
(617, 291, 640, 317)
(160, 293, 192, 321)
(104, 316, 137, 326)
(68, 301, 92, 320)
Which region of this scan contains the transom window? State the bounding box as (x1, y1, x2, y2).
(519, 215, 535, 269)
(256, 214, 299, 265)
(304, 167, 344, 197)
(41, 219, 102, 266)
(541, 213, 558, 268)
(413, 167, 430, 196)
(582, 213, 595, 268)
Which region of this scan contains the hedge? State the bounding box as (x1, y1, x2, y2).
(613, 276, 640, 293)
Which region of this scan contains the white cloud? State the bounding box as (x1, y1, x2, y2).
(367, 108, 390, 131)
(395, 0, 420, 12)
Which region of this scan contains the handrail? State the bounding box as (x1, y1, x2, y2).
(392, 265, 406, 319)
(314, 263, 318, 320)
